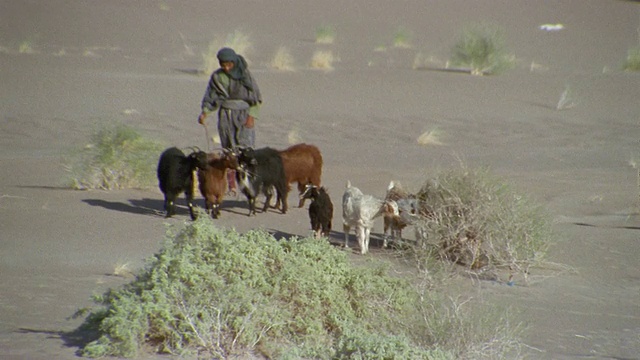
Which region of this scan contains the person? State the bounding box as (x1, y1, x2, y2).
(198, 47, 262, 194)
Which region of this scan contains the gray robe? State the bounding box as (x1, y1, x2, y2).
(201, 68, 262, 149)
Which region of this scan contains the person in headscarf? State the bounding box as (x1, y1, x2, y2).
(198, 47, 262, 194)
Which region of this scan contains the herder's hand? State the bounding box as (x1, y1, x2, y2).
(198, 112, 207, 125)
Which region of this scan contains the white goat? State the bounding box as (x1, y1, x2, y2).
(342, 180, 399, 254)
(383, 181, 420, 248)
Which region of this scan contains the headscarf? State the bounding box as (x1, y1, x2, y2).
(216, 47, 253, 91)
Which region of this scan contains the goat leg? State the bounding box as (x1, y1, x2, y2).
(343, 224, 350, 248)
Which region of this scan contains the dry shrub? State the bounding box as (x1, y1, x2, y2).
(201, 30, 252, 75)
(412, 167, 552, 279)
(309, 50, 335, 70)
(270, 46, 295, 71)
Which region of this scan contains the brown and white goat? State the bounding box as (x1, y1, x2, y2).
(382, 181, 419, 248)
(342, 181, 399, 255)
(277, 143, 323, 209)
(195, 149, 238, 219)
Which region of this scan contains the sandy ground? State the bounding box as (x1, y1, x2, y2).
(1, 0, 639, 359)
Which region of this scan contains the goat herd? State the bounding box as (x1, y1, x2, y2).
(157, 144, 419, 254)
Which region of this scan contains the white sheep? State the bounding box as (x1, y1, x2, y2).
(342, 180, 399, 254)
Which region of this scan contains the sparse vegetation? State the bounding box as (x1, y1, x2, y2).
(310, 50, 336, 70)
(622, 46, 640, 71)
(393, 26, 413, 48)
(409, 166, 552, 280)
(315, 25, 336, 44)
(270, 46, 295, 71)
(450, 24, 516, 75)
(18, 40, 35, 54)
(73, 215, 523, 359)
(556, 84, 577, 110)
(202, 30, 252, 75)
(417, 129, 445, 146)
(64, 124, 164, 190)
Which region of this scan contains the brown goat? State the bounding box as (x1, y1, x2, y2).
(383, 181, 417, 248)
(277, 143, 323, 208)
(196, 150, 238, 219)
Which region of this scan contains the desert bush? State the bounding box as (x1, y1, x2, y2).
(315, 25, 336, 44)
(73, 215, 522, 359)
(450, 24, 515, 75)
(411, 167, 552, 278)
(270, 46, 295, 71)
(202, 30, 252, 75)
(622, 46, 640, 71)
(393, 26, 413, 48)
(64, 124, 164, 190)
(310, 50, 336, 70)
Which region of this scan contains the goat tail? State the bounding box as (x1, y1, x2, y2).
(346, 180, 351, 188)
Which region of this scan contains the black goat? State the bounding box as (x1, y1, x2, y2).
(301, 184, 333, 238)
(156, 147, 205, 220)
(235, 147, 288, 216)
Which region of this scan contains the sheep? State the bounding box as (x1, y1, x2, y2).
(382, 180, 419, 248)
(342, 181, 399, 254)
(235, 147, 289, 216)
(156, 146, 205, 220)
(276, 143, 323, 209)
(195, 148, 239, 219)
(300, 184, 333, 238)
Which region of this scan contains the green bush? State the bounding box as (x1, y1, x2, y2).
(75, 217, 429, 358)
(623, 46, 640, 71)
(411, 167, 552, 277)
(450, 24, 515, 75)
(315, 25, 337, 44)
(64, 124, 164, 190)
(74, 215, 523, 359)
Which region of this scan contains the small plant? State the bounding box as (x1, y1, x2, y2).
(64, 124, 164, 190)
(201, 30, 252, 75)
(450, 23, 515, 75)
(270, 46, 295, 71)
(18, 40, 35, 54)
(417, 128, 445, 146)
(556, 84, 577, 110)
(315, 25, 336, 44)
(309, 50, 335, 70)
(622, 46, 640, 71)
(393, 26, 412, 48)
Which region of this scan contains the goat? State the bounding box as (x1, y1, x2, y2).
(235, 147, 288, 216)
(342, 181, 399, 254)
(156, 147, 205, 220)
(276, 143, 323, 209)
(301, 184, 333, 238)
(195, 148, 239, 219)
(382, 181, 419, 248)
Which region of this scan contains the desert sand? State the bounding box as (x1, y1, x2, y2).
(0, 0, 639, 359)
